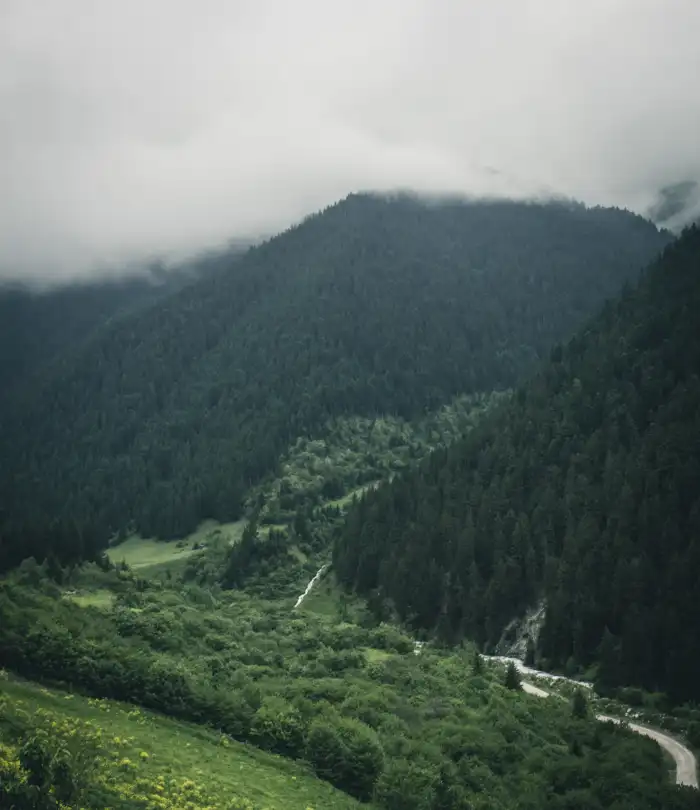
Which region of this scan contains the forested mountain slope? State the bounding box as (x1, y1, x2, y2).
(334, 225, 700, 703)
(0, 261, 229, 411)
(0, 194, 667, 571)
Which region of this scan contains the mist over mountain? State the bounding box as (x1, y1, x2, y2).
(0, 194, 667, 570)
(647, 181, 700, 230)
(3, 4, 700, 806)
(1, 1, 699, 282)
(0, 243, 252, 408)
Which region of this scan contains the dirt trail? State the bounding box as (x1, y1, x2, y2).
(597, 715, 698, 788)
(497, 658, 699, 789)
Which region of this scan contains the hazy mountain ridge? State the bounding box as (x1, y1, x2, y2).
(0, 248, 252, 411)
(0, 194, 667, 571)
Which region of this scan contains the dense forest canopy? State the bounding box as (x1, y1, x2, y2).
(0, 194, 667, 571)
(0, 255, 242, 412)
(334, 224, 700, 703)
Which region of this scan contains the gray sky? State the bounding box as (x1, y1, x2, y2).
(2, 0, 699, 283)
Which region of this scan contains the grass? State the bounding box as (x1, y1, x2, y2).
(107, 521, 246, 577)
(0, 674, 364, 810)
(300, 573, 371, 625)
(362, 648, 393, 664)
(63, 588, 116, 609)
(107, 536, 198, 577)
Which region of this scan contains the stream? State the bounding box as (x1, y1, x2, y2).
(292, 572, 698, 788)
(293, 564, 328, 609)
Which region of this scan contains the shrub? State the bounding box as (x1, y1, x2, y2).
(306, 716, 384, 801)
(250, 696, 306, 758)
(504, 662, 522, 691)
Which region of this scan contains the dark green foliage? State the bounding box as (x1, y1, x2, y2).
(334, 225, 700, 702)
(250, 696, 306, 758)
(306, 716, 384, 800)
(0, 567, 695, 810)
(373, 759, 439, 810)
(0, 195, 667, 571)
(0, 265, 214, 411)
(572, 690, 589, 720)
(525, 638, 536, 667)
(686, 722, 700, 750)
(504, 662, 522, 691)
(221, 519, 291, 589)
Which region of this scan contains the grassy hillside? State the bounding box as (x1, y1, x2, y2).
(0, 194, 668, 571)
(2, 559, 699, 809)
(0, 675, 363, 810)
(334, 224, 700, 703)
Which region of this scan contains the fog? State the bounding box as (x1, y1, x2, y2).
(2, 0, 699, 282)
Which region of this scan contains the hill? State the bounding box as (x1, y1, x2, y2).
(2, 561, 699, 809)
(0, 193, 668, 571)
(0, 675, 364, 810)
(333, 225, 700, 703)
(0, 268, 213, 411)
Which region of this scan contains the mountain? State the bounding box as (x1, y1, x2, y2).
(0, 193, 668, 571)
(0, 257, 239, 412)
(334, 225, 700, 703)
(0, 276, 159, 406)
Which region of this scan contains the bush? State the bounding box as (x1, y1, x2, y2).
(686, 721, 700, 749)
(572, 689, 589, 719)
(306, 716, 384, 800)
(373, 759, 438, 810)
(250, 696, 306, 758)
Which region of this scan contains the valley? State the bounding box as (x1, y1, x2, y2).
(3, 541, 699, 810)
(1, 197, 699, 810)
(484, 657, 697, 788)
(295, 566, 699, 789)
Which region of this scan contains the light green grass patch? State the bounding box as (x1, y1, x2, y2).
(63, 589, 116, 610)
(189, 519, 247, 548)
(0, 676, 364, 810)
(363, 648, 393, 664)
(107, 536, 197, 574)
(300, 574, 370, 625)
(107, 521, 246, 576)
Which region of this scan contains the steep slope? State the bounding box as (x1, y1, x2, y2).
(0, 278, 156, 404)
(334, 225, 700, 702)
(0, 256, 243, 412)
(2, 566, 699, 810)
(0, 194, 667, 570)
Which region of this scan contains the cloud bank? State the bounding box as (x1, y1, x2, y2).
(2, 0, 699, 282)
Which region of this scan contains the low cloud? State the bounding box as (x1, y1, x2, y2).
(2, 0, 699, 282)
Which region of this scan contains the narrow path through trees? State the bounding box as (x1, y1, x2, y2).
(291, 575, 698, 789)
(489, 656, 698, 789)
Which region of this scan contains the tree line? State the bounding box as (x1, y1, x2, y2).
(334, 225, 700, 703)
(0, 194, 667, 571)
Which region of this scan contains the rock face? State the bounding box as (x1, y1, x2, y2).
(494, 601, 546, 658)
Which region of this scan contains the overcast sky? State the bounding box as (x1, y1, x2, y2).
(2, 0, 699, 283)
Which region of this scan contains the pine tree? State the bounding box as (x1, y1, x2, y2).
(504, 662, 522, 691)
(572, 688, 588, 719)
